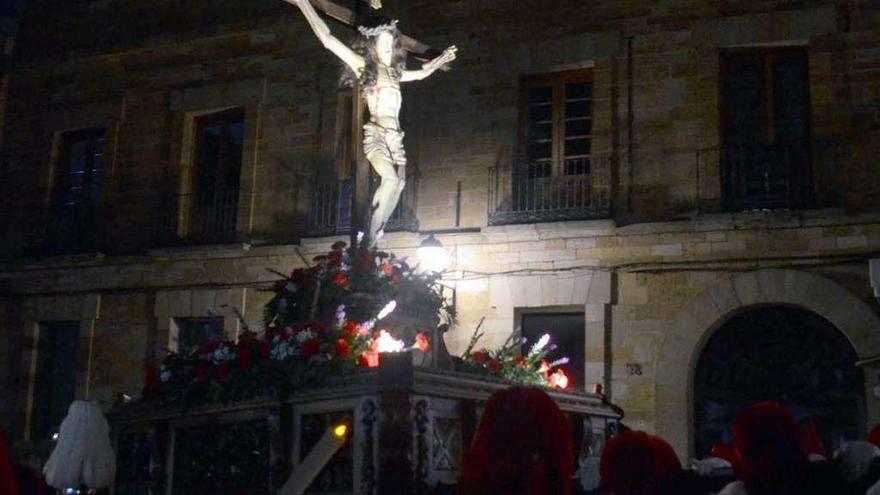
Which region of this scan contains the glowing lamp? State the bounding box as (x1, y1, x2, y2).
(548, 369, 569, 389)
(375, 330, 405, 353)
(333, 424, 348, 438)
(279, 424, 349, 495)
(417, 234, 449, 273)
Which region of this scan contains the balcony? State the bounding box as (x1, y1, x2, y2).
(721, 141, 812, 211)
(307, 174, 419, 236)
(488, 157, 610, 226)
(155, 189, 245, 247)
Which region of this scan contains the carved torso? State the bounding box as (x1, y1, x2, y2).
(366, 64, 402, 130)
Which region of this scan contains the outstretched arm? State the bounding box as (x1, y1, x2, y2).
(282, 0, 364, 73)
(401, 45, 457, 82)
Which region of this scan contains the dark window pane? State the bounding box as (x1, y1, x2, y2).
(176, 317, 224, 355)
(565, 82, 592, 99)
(528, 104, 553, 123)
(47, 129, 105, 254)
(565, 100, 591, 119)
(774, 54, 809, 143)
(565, 119, 591, 137)
(722, 55, 763, 144)
(32, 321, 80, 440)
(565, 138, 590, 157)
(528, 122, 553, 141)
(191, 109, 244, 244)
(527, 86, 552, 104)
(528, 141, 553, 160)
(521, 313, 585, 389)
(564, 157, 591, 175)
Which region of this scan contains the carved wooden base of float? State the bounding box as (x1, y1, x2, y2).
(109, 352, 621, 495)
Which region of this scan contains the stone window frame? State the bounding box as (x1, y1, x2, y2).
(168, 78, 265, 245)
(154, 288, 248, 354)
(16, 294, 101, 441)
(38, 98, 123, 254)
(515, 306, 587, 389)
(518, 69, 594, 178)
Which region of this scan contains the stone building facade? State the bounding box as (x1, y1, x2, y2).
(1, 0, 880, 464)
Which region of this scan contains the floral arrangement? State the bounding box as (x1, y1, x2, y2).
(143, 304, 431, 405)
(456, 323, 571, 389)
(266, 240, 453, 326)
(140, 239, 446, 406)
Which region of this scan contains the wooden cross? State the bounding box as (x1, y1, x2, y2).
(306, 0, 444, 246)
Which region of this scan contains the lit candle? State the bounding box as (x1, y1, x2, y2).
(279, 424, 349, 495)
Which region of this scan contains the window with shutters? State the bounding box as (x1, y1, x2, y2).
(520, 70, 593, 178)
(46, 128, 105, 254)
(721, 49, 812, 210)
(31, 321, 80, 440)
(188, 108, 244, 243)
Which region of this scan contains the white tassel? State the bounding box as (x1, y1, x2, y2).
(43, 400, 116, 489)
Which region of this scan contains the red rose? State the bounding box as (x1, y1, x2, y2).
(344, 322, 359, 338)
(415, 332, 430, 353)
(332, 272, 350, 289)
(237, 348, 253, 371)
(487, 359, 502, 374)
(264, 324, 278, 341)
(471, 350, 489, 365)
(217, 362, 231, 381)
(307, 321, 327, 334)
(335, 338, 351, 359)
(273, 280, 286, 294)
(515, 355, 529, 367)
(195, 361, 209, 380)
(300, 339, 320, 357)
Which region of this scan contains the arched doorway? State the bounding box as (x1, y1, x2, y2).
(693, 305, 864, 457)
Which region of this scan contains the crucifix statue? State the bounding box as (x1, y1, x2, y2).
(284, 0, 457, 243)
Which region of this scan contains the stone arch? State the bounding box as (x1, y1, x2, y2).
(654, 269, 880, 460)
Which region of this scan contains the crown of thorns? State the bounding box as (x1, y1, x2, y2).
(357, 20, 399, 37)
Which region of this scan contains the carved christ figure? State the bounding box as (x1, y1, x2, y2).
(286, 0, 457, 239)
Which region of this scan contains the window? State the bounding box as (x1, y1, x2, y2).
(46, 128, 105, 254)
(721, 49, 812, 210)
(521, 311, 585, 389)
(189, 108, 244, 243)
(520, 70, 592, 177)
(175, 317, 224, 355)
(31, 321, 80, 440)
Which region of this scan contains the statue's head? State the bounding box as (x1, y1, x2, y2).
(358, 19, 402, 67)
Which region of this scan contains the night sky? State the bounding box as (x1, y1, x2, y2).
(0, 0, 19, 19)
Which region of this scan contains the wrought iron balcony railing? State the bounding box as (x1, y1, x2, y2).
(307, 174, 419, 236)
(154, 188, 245, 246)
(721, 140, 812, 211)
(488, 157, 610, 225)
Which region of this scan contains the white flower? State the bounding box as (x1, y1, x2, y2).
(296, 330, 316, 344)
(160, 370, 171, 383)
(212, 345, 234, 364)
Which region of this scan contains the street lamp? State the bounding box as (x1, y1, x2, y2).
(417, 234, 449, 273)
